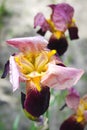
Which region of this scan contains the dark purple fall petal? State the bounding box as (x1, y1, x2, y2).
(48, 36, 68, 56)
(21, 92, 41, 121)
(1, 60, 9, 78)
(25, 87, 50, 117)
(37, 28, 46, 36)
(60, 116, 84, 130)
(21, 87, 50, 117)
(68, 26, 79, 40)
(21, 92, 26, 109)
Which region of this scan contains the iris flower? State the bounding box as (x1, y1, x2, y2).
(34, 3, 79, 56)
(60, 89, 87, 130)
(2, 36, 84, 120)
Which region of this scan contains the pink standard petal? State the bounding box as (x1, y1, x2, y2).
(67, 87, 80, 97)
(34, 13, 46, 28)
(9, 56, 20, 92)
(6, 36, 48, 52)
(41, 63, 84, 90)
(65, 87, 80, 110)
(34, 13, 50, 32)
(49, 3, 74, 31)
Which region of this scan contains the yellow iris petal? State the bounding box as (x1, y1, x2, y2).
(35, 51, 48, 72)
(35, 50, 56, 72)
(24, 109, 38, 121)
(77, 116, 84, 123)
(32, 77, 41, 92)
(47, 49, 56, 58)
(15, 55, 34, 74)
(76, 99, 87, 123)
(83, 101, 87, 110)
(47, 19, 63, 38)
(14, 48, 56, 91)
(53, 31, 63, 39)
(47, 19, 56, 32)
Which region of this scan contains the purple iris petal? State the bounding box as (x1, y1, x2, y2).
(66, 87, 80, 110)
(21, 92, 44, 122)
(49, 3, 74, 32)
(68, 26, 79, 40)
(21, 92, 26, 109)
(34, 13, 50, 33)
(1, 60, 9, 78)
(48, 35, 68, 56)
(21, 87, 50, 118)
(37, 28, 46, 36)
(60, 116, 84, 130)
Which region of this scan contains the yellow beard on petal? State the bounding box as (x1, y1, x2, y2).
(14, 50, 56, 92)
(23, 109, 38, 121)
(76, 99, 87, 124)
(47, 19, 64, 39)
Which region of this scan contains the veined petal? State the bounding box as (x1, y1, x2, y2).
(66, 87, 80, 110)
(6, 36, 48, 52)
(41, 63, 84, 90)
(9, 56, 20, 91)
(34, 13, 50, 32)
(49, 3, 74, 31)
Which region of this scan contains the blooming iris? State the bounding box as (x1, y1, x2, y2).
(34, 3, 79, 56)
(60, 89, 87, 130)
(2, 36, 84, 121)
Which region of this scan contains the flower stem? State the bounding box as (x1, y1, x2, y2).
(45, 109, 50, 130)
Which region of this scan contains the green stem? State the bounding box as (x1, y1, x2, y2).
(45, 109, 50, 130)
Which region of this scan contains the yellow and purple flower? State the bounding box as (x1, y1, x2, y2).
(60, 88, 87, 130)
(34, 3, 79, 56)
(2, 36, 84, 120)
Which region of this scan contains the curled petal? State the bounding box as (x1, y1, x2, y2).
(6, 36, 48, 52)
(9, 56, 20, 91)
(49, 3, 74, 31)
(41, 63, 84, 90)
(34, 13, 50, 32)
(66, 87, 80, 110)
